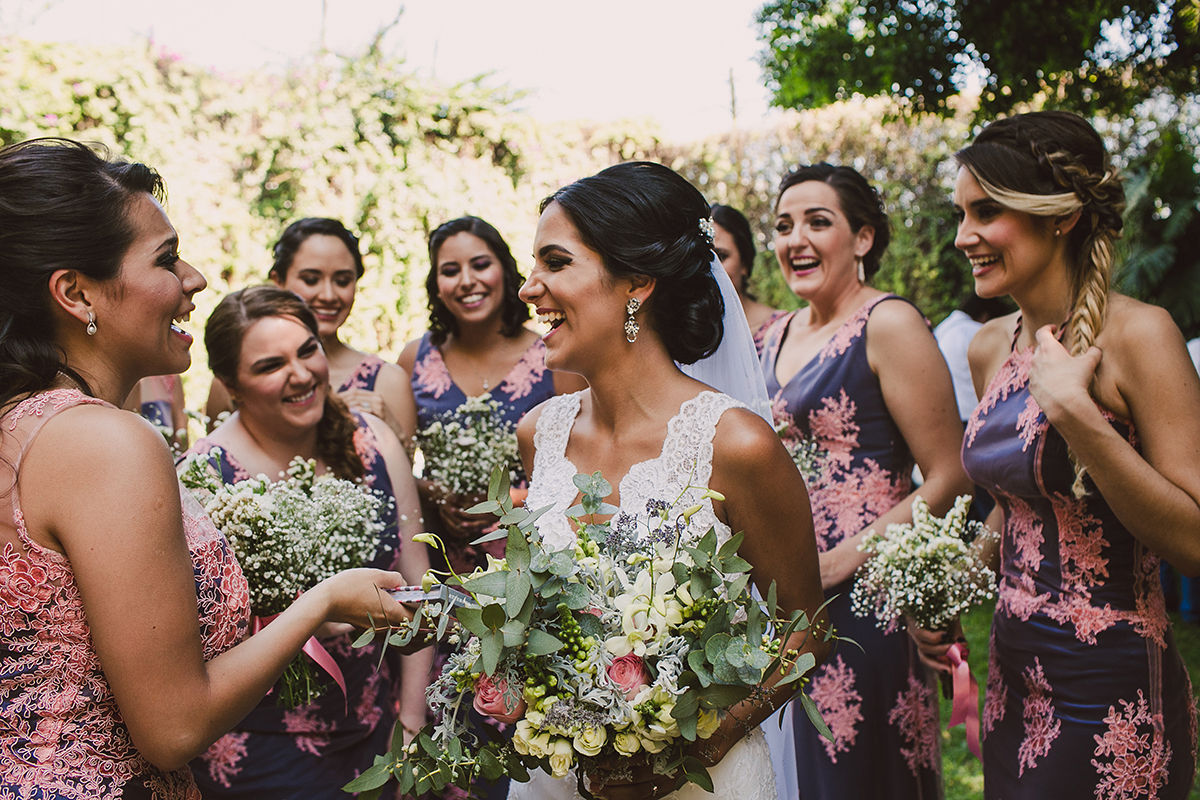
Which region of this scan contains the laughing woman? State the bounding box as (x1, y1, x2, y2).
(915, 110, 1199, 798)
(184, 286, 433, 799)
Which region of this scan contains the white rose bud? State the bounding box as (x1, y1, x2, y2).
(573, 724, 607, 757)
(612, 730, 642, 757)
(696, 708, 722, 739)
(549, 738, 574, 779)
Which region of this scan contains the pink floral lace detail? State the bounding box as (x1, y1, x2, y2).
(888, 674, 940, 777)
(200, 732, 251, 788)
(1017, 658, 1061, 776)
(282, 704, 335, 756)
(1131, 546, 1169, 649)
(1091, 691, 1171, 800)
(339, 354, 383, 392)
(1007, 495, 1045, 574)
(807, 389, 859, 469)
(1054, 493, 1110, 591)
(809, 655, 863, 763)
(498, 339, 548, 402)
(413, 347, 453, 397)
(983, 628, 1007, 735)
(999, 574, 1053, 622)
(966, 346, 1035, 446)
(817, 295, 886, 364)
(1, 390, 248, 800)
(1015, 395, 1044, 452)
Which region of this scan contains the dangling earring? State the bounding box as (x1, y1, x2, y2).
(86, 311, 97, 336)
(856, 257, 866, 283)
(624, 298, 641, 344)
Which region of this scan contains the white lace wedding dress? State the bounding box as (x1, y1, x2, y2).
(508, 390, 778, 800)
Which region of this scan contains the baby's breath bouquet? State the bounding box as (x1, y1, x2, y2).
(415, 393, 519, 498)
(346, 468, 830, 799)
(178, 451, 391, 706)
(851, 495, 998, 633)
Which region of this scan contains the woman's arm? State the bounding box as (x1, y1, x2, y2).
(701, 409, 831, 765)
(364, 413, 435, 735)
(1029, 301, 1200, 574)
(20, 406, 411, 771)
(819, 301, 974, 589)
(204, 377, 234, 434)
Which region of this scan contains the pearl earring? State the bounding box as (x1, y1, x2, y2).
(86, 312, 97, 336)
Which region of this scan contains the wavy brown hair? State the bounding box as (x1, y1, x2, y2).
(205, 286, 365, 481)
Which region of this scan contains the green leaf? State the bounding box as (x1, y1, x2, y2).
(578, 612, 603, 638)
(481, 602, 506, 630)
(712, 658, 740, 684)
(466, 500, 502, 515)
(683, 544, 709, 570)
(357, 786, 386, 800)
(727, 574, 750, 605)
(705, 632, 733, 663)
(682, 758, 714, 793)
(456, 607, 487, 637)
(463, 572, 509, 597)
(499, 508, 529, 526)
(436, 606, 453, 639)
(525, 629, 565, 656)
(722, 555, 753, 573)
(549, 552, 576, 577)
(701, 683, 752, 707)
(801, 691, 835, 742)
(561, 582, 590, 610)
(488, 464, 508, 502)
(506, 528, 532, 571)
(506, 570, 531, 617)
(688, 650, 713, 686)
(572, 471, 612, 498)
(480, 632, 503, 675)
(478, 748, 503, 780)
(530, 551, 552, 572)
(671, 690, 701, 720)
(715, 531, 745, 562)
(696, 527, 718, 557)
(501, 620, 526, 637)
(470, 527, 509, 545)
(352, 627, 377, 649)
(343, 761, 393, 792)
(514, 588, 536, 626)
(766, 580, 778, 621)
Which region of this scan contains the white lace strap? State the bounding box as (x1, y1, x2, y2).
(661, 392, 746, 489)
(531, 392, 583, 477)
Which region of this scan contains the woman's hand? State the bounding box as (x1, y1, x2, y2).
(340, 386, 386, 418)
(312, 567, 411, 630)
(417, 479, 491, 542)
(1028, 324, 1103, 426)
(907, 618, 965, 674)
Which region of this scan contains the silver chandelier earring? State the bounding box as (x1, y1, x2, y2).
(624, 298, 641, 343)
(86, 311, 97, 336)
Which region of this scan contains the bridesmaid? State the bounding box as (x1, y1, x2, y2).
(915, 111, 1199, 797)
(397, 216, 585, 575)
(206, 218, 417, 445)
(710, 204, 783, 353)
(186, 286, 432, 799)
(760, 163, 971, 798)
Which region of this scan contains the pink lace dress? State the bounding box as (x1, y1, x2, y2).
(761, 295, 941, 800)
(0, 389, 250, 799)
(963, 322, 1197, 798)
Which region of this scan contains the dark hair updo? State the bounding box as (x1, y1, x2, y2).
(776, 163, 891, 280)
(541, 161, 723, 364)
(269, 217, 364, 281)
(205, 285, 365, 481)
(710, 204, 757, 297)
(0, 138, 164, 408)
(426, 216, 529, 346)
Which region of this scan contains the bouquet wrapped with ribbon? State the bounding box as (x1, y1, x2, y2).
(346, 468, 830, 798)
(850, 494, 998, 759)
(178, 451, 391, 707)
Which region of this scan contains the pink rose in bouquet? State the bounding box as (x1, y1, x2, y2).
(607, 654, 650, 701)
(473, 674, 526, 725)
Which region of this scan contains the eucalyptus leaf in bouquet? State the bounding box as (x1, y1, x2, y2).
(346, 466, 831, 799)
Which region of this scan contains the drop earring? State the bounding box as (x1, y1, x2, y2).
(856, 257, 866, 283)
(624, 298, 641, 344)
(86, 312, 97, 336)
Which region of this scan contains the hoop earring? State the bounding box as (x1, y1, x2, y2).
(86, 312, 97, 336)
(624, 298, 641, 344)
(856, 257, 866, 283)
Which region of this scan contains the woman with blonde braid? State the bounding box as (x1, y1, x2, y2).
(913, 111, 1199, 797)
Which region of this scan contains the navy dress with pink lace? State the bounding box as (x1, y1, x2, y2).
(185, 413, 401, 800)
(761, 295, 942, 800)
(962, 321, 1197, 798)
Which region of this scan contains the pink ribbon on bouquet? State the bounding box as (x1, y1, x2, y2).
(251, 614, 348, 711)
(945, 642, 982, 762)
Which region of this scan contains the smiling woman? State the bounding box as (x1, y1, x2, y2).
(0, 139, 412, 800)
(183, 285, 434, 799)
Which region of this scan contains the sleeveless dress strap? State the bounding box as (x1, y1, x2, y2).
(531, 392, 583, 472)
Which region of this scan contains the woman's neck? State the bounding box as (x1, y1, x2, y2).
(804, 279, 872, 328)
(1012, 259, 1076, 344)
(233, 413, 320, 474)
(451, 317, 506, 352)
(582, 337, 683, 433)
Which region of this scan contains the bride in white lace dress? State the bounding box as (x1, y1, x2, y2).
(510, 162, 829, 800)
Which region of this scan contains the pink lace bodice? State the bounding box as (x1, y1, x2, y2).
(1, 390, 250, 799)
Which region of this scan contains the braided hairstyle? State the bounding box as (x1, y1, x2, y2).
(957, 111, 1126, 496)
(542, 162, 724, 364)
(0, 138, 164, 411)
(205, 286, 365, 482)
(425, 216, 529, 346)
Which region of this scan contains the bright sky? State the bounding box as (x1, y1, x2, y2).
(8, 0, 780, 141)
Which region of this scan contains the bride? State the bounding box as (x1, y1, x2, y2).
(512, 161, 829, 800)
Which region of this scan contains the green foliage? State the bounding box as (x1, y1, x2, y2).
(756, 0, 1200, 119)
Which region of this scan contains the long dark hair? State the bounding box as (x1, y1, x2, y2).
(0, 138, 164, 410)
(206, 286, 365, 481)
(541, 162, 723, 364)
(425, 216, 529, 345)
(711, 203, 757, 297)
(269, 217, 364, 281)
(777, 163, 891, 280)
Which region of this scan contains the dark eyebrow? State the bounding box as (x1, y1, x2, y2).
(156, 235, 179, 252)
(537, 244, 573, 258)
(802, 206, 836, 216)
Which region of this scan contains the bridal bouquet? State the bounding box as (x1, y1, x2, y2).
(346, 468, 829, 798)
(415, 393, 519, 498)
(178, 451, 391, 706)
(850, 495, 998, 632)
